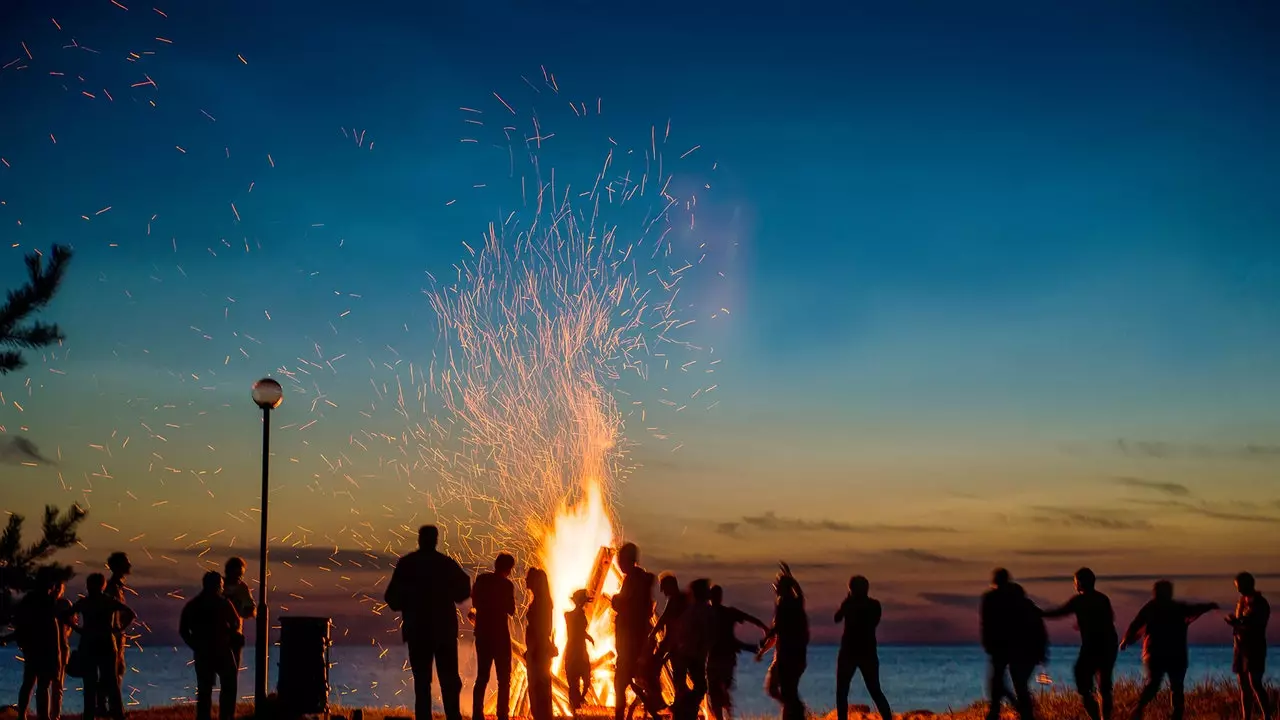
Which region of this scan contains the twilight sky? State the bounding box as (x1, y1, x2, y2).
(2, 0, 1279, 647)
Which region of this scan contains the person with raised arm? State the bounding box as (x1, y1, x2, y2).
(1121, 580, 1218, 720)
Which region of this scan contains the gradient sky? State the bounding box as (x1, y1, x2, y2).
(2, 0, 1279, 647)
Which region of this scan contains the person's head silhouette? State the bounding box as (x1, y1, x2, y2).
(690, 578, 711, 603)
(849, 575, 870, 598)
(617, 542, 638, 573)
(1153, 580, 1174, 601)
(226, 557, 247, 582)
(659, 572, 680, 597)
(992, 568, 1010, 588)
(86, 573, 106, 596)
(418, 525, 439, 551)
(710, 584, 724, 606)
(203, 571, 224, 595)
(526, 567, 550, 600)
(495, 552, 516, 578)
(107, 552, 131, 577)
(571, 589, 590, 608)
(1235, 572, 1256, 595)
(1074, 567, 1096, 593)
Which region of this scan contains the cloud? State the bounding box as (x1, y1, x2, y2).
(1030, 506, 1152, 531)
(1012, 548, 1125, 558)
(0, 437, 54, 465)
(919, 592, 977, 609)
(882, 548, 967, 565)
(1113, 477, 1190, 497)
(714, 511, 955, 536)
(1128, 499, 1280, 525)
(1113, 439, 1280, 461)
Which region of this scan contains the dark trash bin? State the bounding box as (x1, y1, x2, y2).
(278, 616, 333, 716)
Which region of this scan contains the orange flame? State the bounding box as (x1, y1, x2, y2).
(539, 480, 624, 710)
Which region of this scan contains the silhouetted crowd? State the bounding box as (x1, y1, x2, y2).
(2, 530, 1272, 720)
(2, 553, 254, 720)
(383, 527, 1271, 720)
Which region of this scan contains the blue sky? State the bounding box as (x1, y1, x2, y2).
(1, 0, 1279, 644)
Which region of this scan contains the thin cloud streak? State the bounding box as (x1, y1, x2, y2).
(715, 511, 956, 536)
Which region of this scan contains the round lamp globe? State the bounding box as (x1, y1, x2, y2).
(252, 378, 284, 410)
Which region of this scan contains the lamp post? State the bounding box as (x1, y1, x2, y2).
(251, 377, 283, 716)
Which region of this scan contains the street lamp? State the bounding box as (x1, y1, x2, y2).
(251, 377, 283, 716)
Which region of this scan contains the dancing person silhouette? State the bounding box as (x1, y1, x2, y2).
(758, 563, 809, 720)
(835, 575, 893, 720)
(707, 584, 767, 720)
(1121, 580, 1218, 720)
(1042, 568, 1118, 720)
(611, 542, 657, 720)
(981, 569, 1044, 720)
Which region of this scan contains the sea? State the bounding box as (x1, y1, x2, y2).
(1, 645, 1271, 716)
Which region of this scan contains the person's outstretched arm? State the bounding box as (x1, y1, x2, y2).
(1182, 601, 1218, 623)
(1120, 604, 1150, 649)
(1041, 596, 1076, 619)
(743, 611, 769, 632)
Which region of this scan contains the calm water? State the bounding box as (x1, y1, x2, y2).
(1, 645, 1270, 715)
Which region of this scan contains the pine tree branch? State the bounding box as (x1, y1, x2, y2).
(0, 351, 24, 374)
(0, 245, 72, 374)
(1, 321, 64, 350)
(0, 514, 22, 565)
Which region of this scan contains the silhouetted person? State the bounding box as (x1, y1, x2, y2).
(565, 589, 595, 713)
(758, 563, 809, 720)
(525, 567, 557, 720)
(12, 568, 69, 720)
(1225, 572, 1270, 720)
(103, 551, 132, 717)
(708, 584, 767, 720)
(670, 579, 713, 720)
(981, 569, 1044, 720)
(653, 572, 688, 641)
(1121, 580, 1218, 720)
(384, 525, 472, 720)
(71, 572, 135, 720)
(223, 557, 254, 667)
(611, 542, 657, 720)
(835, 575, 893, 720)
(180, 571, 242, 720)
(652, 571, 689, 702)
(471, 552, 516, 720)
(1042, 568, 1118, 720)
